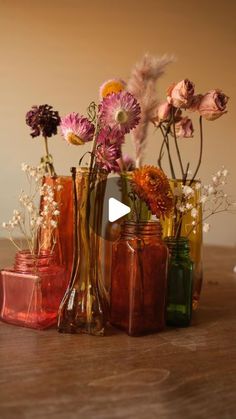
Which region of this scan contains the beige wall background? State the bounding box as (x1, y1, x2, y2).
(0, 0, 235, 246)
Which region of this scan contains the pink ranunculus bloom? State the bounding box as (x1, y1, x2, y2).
(198, 90, 229, 121)
(153, 101, 172, 125)
(60, 113, 95, 145)
(167, 79, 195, 108)
(175, 117, 194, 138)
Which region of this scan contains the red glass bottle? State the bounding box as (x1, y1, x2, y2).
(0, 251, 66, 329)
(110, 221, 168, 336)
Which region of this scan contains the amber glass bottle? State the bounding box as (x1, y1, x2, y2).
(57, 168, 109, 336)
(110, 221, 168, 336)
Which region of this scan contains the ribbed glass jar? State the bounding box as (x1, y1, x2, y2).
(110, 220, 168, 336)
(164, 237, 193, 327)
(0, 251, 66, 329)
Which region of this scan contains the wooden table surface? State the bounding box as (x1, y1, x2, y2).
(0, 240, 236, 419)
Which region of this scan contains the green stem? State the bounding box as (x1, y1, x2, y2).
(43, 136, 56, 176)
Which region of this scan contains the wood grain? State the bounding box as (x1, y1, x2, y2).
(0, 240, 236, 419)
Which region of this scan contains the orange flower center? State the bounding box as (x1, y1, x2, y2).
(67, 132, 84, 145)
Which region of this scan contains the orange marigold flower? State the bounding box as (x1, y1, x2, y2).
(99, 79, 126, 99)
(132, 165, 173, 218)
(149, 194, 173, 218)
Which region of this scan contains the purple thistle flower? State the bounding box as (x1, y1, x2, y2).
(99, 91, 141, 135)
(26, 104, 60, 138)
(60, 112, 95, 145)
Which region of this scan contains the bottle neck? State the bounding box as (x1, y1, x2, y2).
(14, 251, 55, 273)
(164, 236, 190, 258)
(121, 221, 162, 239)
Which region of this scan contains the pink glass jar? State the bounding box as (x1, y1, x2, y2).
(0, 251, 66, 329)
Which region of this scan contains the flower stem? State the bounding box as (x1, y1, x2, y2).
(172, 109, 184, 177)
(43, 136, 56, 176)
(183, 162, 190, 185)
(159, 125, 176, 179)
(157, 139, 165, 170)
(190, 116, 203, 186)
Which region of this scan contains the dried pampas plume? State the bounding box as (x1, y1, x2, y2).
(128, 53, 174, 168)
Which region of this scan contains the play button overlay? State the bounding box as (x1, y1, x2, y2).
(108, 198, 130, 222)
(89, 175, 132, 240)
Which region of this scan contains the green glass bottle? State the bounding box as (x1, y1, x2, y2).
(164, 237, 193, 327)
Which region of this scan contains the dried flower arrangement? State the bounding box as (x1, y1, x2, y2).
(150, 77, 233, 236)
(60, 88, 141, 175)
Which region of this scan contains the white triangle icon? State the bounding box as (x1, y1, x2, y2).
(108, 198, 131, 222)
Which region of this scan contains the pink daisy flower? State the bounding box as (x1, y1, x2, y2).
(99, 91, 141, 135)
(95, 131, 121, 173)
(60, 112, 95, 145)
(97, 127, 124, 147)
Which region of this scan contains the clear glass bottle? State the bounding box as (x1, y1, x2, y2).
(57, 168, 109, 336)
(164, 237, 193, 327)
(110, 221, 168, 336)
(0, 251, 66, 329)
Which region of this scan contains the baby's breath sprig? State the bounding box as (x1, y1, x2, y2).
(2, 163, 62, 255)
(172, 167, 236, 237)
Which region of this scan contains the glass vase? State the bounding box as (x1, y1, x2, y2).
(103, 171, 151, 294)
(164, 237, 193, 327)
(110, 221, 168, 336)
(0, 251, 66, 329)
(162, 179, 202, 310)
(39, 175, 73, 287)
(57, 167, 109, 336)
